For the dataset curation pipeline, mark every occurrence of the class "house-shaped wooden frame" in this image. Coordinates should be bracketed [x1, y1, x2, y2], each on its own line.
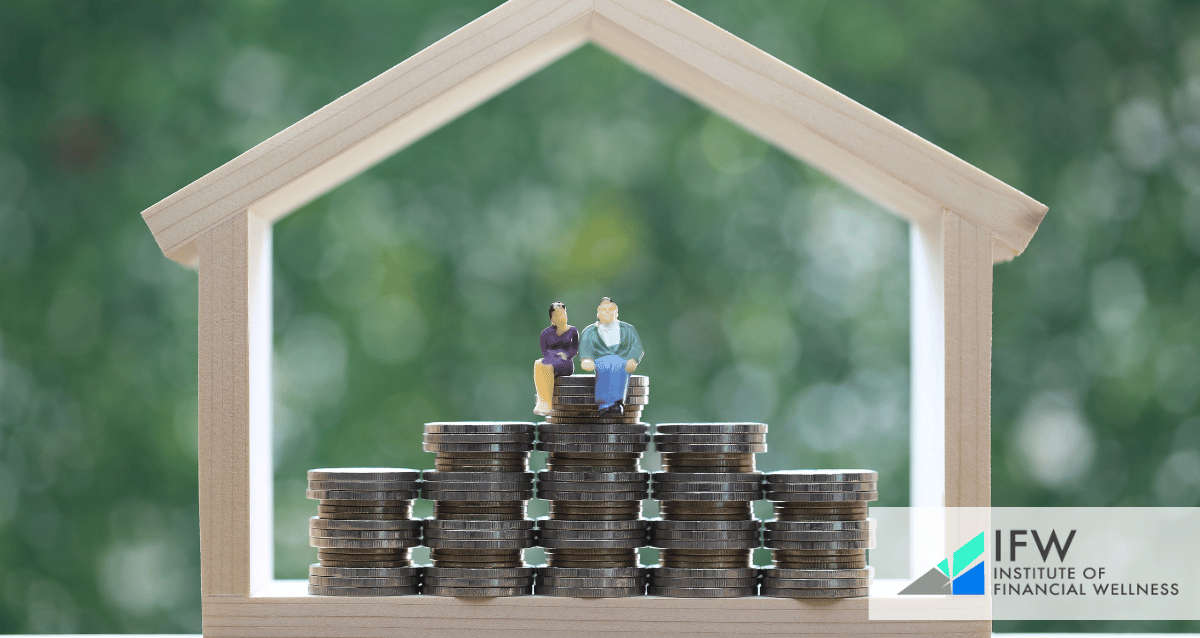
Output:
[139, 0, 1046, 635]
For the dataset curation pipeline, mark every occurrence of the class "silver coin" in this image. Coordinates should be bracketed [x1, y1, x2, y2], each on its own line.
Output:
[654, 443, 767, 453]
[537, 576, 645, 588]
[539, 423, 650, 434]
[536, 566, 645, 578]
[538, 470, 649, 482]
[763, 481, 878, 492]
[424, 566, 534, 578]
[538, 433, 651, 444]
[653, 471, 762, 482]
[650, 529, 760, 541]
[759, 576, 873, 588]
[308, 468, 420, 481]
[309, 564, 421, 578]
[310, 537, 420, 549]
[653, 433, 767, 444]
[424, 422, 536, 434]
[763, 529, 876, 542]
[424, 519, 535, 530]
[422, 529, 535, 540]
[655, 423, 767, 434]
[650, 519, 760, 531]
[651, 490, 760, 501]
[651, 481, 763, 492]
[550, 408, 644, 416]
[315, 547, 410, 555]
[537, 490, 648, 501]
[422, 482, 534, 493]
[760, 566, 874, 579]
[422, 490, 533, 501]
[534, 585, 644, 598]
[536, 480, 648, 492]
[308, 585, 419, 596]
[306, 489, 418, 501]
[423, 443, 534, 452]
[764, 490, 878, 502]
[764, 539, 875, 550]
[647, 585, 757, 598]
[766, 470, 878, 483]
[308, 575, 420, 587]
[309, 529, 421, 540]
[309, 517, 421, 531]
[423, 433, 535, 444]
[537, 518, 646, 531]
[538, 536, 647, 549]
[314, 560, 413, 568]
[765, 519, 876, 531]
[307, 480, 420, 491]
[422, 470, 533, 481]
[423, 537, 535, 549]
[422, 585, 531, 597]
[537, 443, 649, 453]
[423, 576, 534, 588]
[537, 529, 646, 540]
[648, 576, 758, 588]
[760, 586, 869, 598]
[545, 417, 645, 424]
[649, 566, 757, 579]
[650, 539, 759, 550]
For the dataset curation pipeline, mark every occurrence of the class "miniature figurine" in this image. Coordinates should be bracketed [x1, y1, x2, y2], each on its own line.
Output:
[534, 302, 580, 416]
[578, 297, 644, 416]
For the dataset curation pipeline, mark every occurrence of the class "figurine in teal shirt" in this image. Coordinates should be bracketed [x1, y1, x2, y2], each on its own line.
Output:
[578, 297, 643, 415]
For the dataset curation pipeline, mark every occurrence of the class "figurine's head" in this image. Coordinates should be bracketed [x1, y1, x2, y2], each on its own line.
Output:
[597, 297, 618, 324]
[548, 301, 567, 326]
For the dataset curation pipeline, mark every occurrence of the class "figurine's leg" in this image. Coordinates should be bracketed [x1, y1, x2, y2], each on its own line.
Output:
[594, 355, 630, 411]
[533, 360, 555, 415]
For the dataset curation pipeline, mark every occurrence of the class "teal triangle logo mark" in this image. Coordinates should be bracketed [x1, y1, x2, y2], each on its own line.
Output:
[900, 532, 986, 595]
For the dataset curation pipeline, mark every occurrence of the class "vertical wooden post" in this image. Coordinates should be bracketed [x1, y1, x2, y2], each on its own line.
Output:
[941, 211, 992, 510]
[910, 210, 993, 578]
[198, 211, 273, 597]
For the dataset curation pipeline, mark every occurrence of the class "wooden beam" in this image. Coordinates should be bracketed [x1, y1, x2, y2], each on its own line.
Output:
[942, 212, 992, 509]
[198, 212, 273, 596]
[203, 586, 991, 637]
[591, 0, 1046, 261]
[143, 0, 591, 265]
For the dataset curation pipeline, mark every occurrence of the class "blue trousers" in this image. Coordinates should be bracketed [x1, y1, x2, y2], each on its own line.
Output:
[594, 355, 630, 410]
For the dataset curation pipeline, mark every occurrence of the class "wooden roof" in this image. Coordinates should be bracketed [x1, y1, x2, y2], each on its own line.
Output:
[141, 0, 1047, 266]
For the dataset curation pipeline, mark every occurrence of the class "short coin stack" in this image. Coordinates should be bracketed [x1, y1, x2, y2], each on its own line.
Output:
[306, 468, 423, 596]
[760, 469, 878, 598]
[535, 374, 650, 597]
[648, 423, 766, 597]
[421, 422, 537, 597]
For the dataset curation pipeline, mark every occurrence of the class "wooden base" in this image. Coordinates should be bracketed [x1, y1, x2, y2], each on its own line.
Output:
[202, 580, 990, 637]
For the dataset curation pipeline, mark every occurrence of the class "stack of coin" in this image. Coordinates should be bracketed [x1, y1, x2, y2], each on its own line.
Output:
[648, 423, 766, 597]
[760, 469, 877, 598]
[421, 422, 537, 597]
[535, 375, 650, 597]
[306, 468, 423, 596]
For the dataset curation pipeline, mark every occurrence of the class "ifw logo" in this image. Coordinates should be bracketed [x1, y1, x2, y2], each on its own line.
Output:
[899, 532, 986, 595]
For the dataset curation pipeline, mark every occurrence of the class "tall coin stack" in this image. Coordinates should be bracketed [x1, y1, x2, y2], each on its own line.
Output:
[534, 374, 651, 598]
[420, 422, 537, 597]
[306, 468, 423, 596]
[760, 470, 878, 598]
[648, 423, 766, 597]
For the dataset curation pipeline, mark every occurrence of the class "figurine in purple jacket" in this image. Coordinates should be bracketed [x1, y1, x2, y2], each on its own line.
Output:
[533, 301, 580, 416]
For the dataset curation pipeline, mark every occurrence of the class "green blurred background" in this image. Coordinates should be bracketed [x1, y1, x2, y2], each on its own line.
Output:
[0, 0, 1197, 633]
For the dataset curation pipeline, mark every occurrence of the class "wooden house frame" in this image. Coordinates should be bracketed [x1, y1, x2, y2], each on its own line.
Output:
[139, 0, 1047, 635]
